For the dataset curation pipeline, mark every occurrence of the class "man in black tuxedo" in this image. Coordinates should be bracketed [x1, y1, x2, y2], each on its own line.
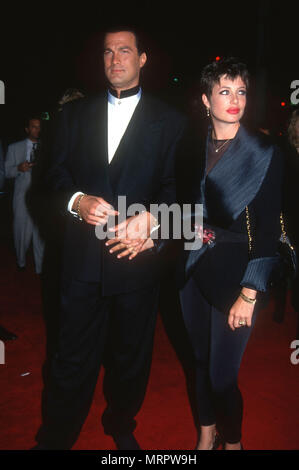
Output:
[34, 28, 185, 450]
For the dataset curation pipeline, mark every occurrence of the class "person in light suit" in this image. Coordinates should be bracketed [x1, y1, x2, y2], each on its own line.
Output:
[5, 117, 45, 274]
[33, 28, 185, 450]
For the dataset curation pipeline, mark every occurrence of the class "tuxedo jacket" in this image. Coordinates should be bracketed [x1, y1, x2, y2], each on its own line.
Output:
[176, 123, 283, 313]
[47, 92, 185, 295]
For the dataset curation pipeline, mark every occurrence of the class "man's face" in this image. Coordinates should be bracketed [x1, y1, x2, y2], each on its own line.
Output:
[25, 119, 41, 141]
[103, 31, 147, 92]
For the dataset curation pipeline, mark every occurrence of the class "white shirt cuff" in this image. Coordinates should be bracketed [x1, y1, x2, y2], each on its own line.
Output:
[140, 210, 160, 236]
[68, 191, 84, 214]
[150, 224, 160, 235]
[148, 212, 160, 236]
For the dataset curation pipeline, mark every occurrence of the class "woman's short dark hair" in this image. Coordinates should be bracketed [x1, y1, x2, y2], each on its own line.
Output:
[200, 57, 250, 98]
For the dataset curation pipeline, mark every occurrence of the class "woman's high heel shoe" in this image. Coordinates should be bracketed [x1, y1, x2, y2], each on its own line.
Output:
[223, 441, 244, 450]
[211, 433, 222, 450]
[195, 432, 222, 450]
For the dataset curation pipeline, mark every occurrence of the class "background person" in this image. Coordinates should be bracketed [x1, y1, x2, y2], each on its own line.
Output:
[5, 117, 45, 274]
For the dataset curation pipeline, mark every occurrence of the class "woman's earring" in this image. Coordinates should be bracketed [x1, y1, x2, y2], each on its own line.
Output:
[206, 107, 210, 117]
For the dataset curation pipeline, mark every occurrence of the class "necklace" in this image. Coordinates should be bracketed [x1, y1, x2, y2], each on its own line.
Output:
[212, 123, 240, 153]
[213, 138, 231, 153]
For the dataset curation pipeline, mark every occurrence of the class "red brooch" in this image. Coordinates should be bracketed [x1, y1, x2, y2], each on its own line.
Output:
[203, 229, 216, 245]
[194, 225, 216, 245]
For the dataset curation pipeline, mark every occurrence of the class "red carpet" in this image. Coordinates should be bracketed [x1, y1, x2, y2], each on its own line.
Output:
[0, 235, 299, 450]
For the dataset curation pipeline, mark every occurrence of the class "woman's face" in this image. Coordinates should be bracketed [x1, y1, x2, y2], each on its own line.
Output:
[202, 75, 247, 124]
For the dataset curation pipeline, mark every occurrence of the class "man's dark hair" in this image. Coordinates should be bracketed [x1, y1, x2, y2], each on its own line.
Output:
[25, 115, 41, 128]
[103, 26, 146, 56]
[200, 57, 250, 98]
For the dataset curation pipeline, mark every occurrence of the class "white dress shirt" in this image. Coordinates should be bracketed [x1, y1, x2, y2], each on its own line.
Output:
[107, 88, 141, 163]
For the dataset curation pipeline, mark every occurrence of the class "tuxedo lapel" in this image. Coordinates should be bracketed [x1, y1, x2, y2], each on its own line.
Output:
[86, 94, 109, 168]
[108, 97, 143, 170]
[78, 94, 114, 201]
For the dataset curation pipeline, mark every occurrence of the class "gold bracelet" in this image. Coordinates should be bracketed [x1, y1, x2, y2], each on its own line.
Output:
[239, 291, 257, 304]
[76, 194, 86, 221]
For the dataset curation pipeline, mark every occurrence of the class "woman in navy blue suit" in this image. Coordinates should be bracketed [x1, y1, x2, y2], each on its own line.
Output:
[178, 58, 283, 450]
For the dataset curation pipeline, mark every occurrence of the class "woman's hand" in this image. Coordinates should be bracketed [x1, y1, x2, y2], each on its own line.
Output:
[228, 288, 257, 331]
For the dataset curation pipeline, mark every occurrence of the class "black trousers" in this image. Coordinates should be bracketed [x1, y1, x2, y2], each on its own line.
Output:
[36, 278, 159, 449]
[180, 277, 257, 444]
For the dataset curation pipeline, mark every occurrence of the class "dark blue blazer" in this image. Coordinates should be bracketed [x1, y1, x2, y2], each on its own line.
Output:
[177, 123, 283, 313]
[47, 92, 185, 295]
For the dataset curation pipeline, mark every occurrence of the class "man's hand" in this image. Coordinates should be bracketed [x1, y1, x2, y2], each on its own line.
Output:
[106, 237, 154, 260]
[108, 212, 157, 243]
[106, 212, 157, 259]
[72, 195, 118, 226]
[18, 161, 34, 172]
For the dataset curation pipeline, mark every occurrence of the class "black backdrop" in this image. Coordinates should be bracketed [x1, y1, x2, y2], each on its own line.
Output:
[0, 1, 298, 144]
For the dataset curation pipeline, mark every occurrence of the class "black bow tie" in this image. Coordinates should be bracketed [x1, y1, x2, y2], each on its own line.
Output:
[108, 86, 140, 99]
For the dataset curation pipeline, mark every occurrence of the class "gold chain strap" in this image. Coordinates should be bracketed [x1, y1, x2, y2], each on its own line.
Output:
[245, 207, 293, 253]
[245, 206, 252, 252]
[280, 212, 295, 250]
[280, 212, 287, 243]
